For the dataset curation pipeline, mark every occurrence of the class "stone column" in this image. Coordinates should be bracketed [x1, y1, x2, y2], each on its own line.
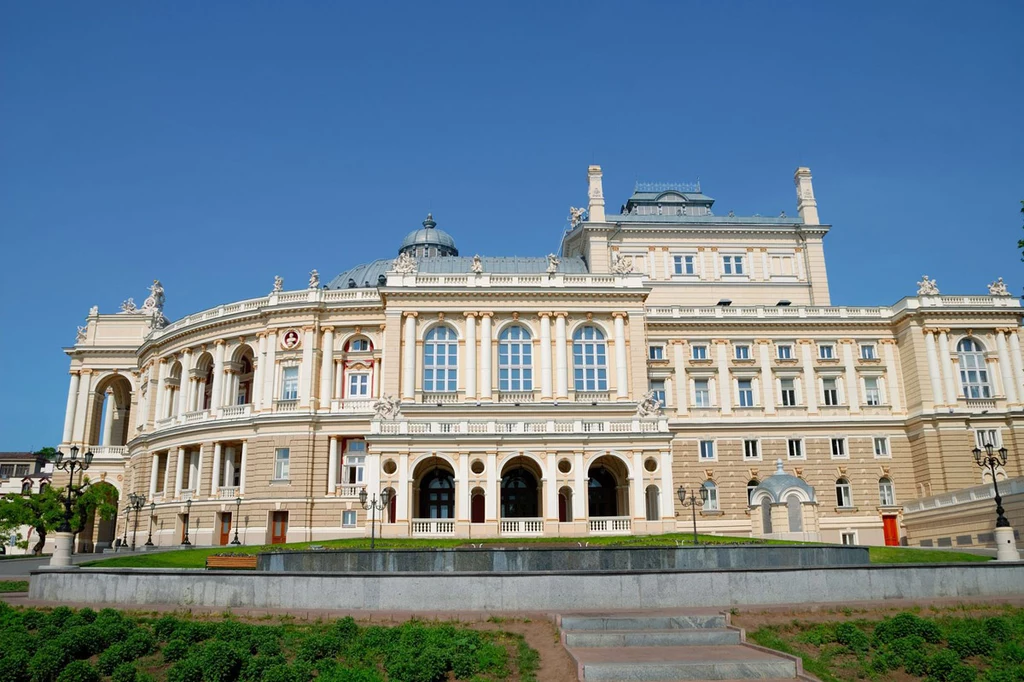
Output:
[555, 313, 568, 398]
[211, 340, 226, 409]
[572, 452, 585, 520]
[672, 341, 688, 415]
[841, 340, 860, 412]
[715, 340, 732, 414]
[881, 339, 902, 412]
[995, 329, 1018, 403]
[397, 453, 410, 522]
[71, 369, 93, 444]
[100, 390, 115, 446]
[174, 447, 186, 497]
[154, 359, 168, 421]
[631, 451, 644, 519]
[328, 436, 339, 494]
[319, 327, 335, 410]
[545, 452, 557, 521]
[923, 329, 945, 407]
[480, 313, 493, 400]
[252, 334, 266, 410]
[799, 340, 817, 413]
[175, 351, 191, 417]
[614, 313, 629, 399]
[372, 357, 381, 398]
[149, 452, 159, 496]
[211, 443, 222, 496]
[457, 455, 469, 522]
[539, 313, 552, 399]
[485, 451, 497, 521]
[262, 331, 277, 410]
[62, 372, 80, 444]
[194, 445, 204, 497]
[659, 452, 674, 519]
[464, 313, 477, 400]
[239, 440, 248, 495]
[299, 327, 315, 408]
[402, 313, 417, 400]
[224, 447, 235, 490]
[1008, 330, 1024, 399]
[938, 329, 958, 405]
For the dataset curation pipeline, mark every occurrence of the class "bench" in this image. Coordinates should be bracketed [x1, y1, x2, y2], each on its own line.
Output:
[204, 554, 258, 570]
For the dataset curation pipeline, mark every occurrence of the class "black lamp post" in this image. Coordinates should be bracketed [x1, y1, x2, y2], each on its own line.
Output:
[677, 485, 709, 546]
[52, 445, 94, 533]
[359, 487, 392, 550]
[120, 507, 130, 550]
[181, 499, 192, 546]
[145, 501, 155, 547]
[128, 492, 146, 550]
[973, 441, 1011, 528]
[230, 496, 242, 545]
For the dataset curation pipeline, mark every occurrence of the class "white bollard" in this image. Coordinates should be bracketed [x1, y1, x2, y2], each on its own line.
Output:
[49, 531, 75, 567]
[994, 527, 1021, 562]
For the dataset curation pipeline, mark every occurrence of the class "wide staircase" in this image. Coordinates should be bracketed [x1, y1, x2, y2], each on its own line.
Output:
[558, 611, 806, 681]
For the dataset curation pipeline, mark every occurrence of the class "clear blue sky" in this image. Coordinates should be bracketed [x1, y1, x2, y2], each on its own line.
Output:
[1, 2, 1022, 450]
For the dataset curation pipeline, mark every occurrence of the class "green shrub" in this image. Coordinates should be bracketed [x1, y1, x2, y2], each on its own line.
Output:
[76, 607, 96, 623]
[166, 659, 203, 682]
[162, 639, 190, 663]
[201, 641, 243, 682]
[888, 634, 927, 665]
[797, 623, 837, 646]
[261, 663, 313, 682]
[20, 610, 44, 631]
[983, 666, 1024, 682]
[111, 664, 137, 682]
[834, 622, 870, 652]
[297, 633, 338, 661]
[44, 606, 75, 629]
[240, 655, 286, 682]
[29, 643, 71, 682]
[994, 641, 1024, 666]
[949, 622, 996, 659]
[985, 617, 1013, 641]
[928, 649, 962, 681]
[869, 650, 899, 674]
[333, 617, 359, 641]
[875, 612, 943, 645]
[54, 661, 99, 682]
[98, 643, 136, 675]
[904, 648, 930, 677]
[318, 667, 384, 682]
[153, 615, 179, 641]
[0, 650, 30, 682]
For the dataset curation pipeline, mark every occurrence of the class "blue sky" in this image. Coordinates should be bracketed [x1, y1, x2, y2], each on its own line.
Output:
[1, 2, 1022, 449]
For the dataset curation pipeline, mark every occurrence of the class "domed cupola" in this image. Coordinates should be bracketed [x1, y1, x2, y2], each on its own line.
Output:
[399, 213, 459, 258]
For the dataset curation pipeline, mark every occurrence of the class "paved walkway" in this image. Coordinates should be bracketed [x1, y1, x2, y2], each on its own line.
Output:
[0, 548, 167, 579]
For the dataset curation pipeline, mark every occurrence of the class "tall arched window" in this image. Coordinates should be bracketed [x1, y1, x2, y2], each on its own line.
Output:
[423, 326, 458, 392]
[835, 477, 853, 508]
[499, 326, 533, 392]
[573, 326, 608, 391]
[746, 479, 760, 506]
[878, 477, 895, 506]
[702, 480, 719, 511]
[957, 339, 991, 398]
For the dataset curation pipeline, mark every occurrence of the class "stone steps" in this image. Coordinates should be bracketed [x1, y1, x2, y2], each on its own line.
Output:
[565, 628, 741, 648]
[561, 614, 726, 631]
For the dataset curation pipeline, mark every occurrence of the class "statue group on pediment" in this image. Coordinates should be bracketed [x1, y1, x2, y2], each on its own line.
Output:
[988, 277, 1010, 296]
[373, 394, 402, 420]
[117, 279, 168, 328]
[916, 275, 940, 296]
[392, 252, 417, 274]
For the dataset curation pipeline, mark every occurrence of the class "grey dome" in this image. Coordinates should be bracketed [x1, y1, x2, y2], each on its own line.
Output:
[751, 459, 816, 504]
[399, 214, 459, 257]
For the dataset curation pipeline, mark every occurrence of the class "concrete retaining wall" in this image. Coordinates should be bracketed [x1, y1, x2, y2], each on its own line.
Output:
[257, 545, 870, 573]
[30, 563, 1024, 611]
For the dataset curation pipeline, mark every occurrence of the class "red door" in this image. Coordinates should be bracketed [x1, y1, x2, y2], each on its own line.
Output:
[558, 493, 568, 522]
[882, 515, 899, 546]
[271, 511, 288, 545]
[471, 494, 485, 523]
[219, 513, 232, 546]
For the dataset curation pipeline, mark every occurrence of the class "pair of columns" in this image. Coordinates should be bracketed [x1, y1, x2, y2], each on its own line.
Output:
[147, 442, 247, 499]
[922, 328, 1023, 406]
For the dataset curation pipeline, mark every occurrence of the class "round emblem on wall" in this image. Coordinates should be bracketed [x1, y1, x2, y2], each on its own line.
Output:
[281, 329, 301, 350]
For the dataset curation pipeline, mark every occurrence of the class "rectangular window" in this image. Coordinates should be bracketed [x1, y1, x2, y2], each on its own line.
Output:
[734, 345, 750, 360]
[865, 377, 881, 405]
[274, 448, 290, 481]
[342, 510, 357, 528]
[15, 464, 29, 477]
[860, 344, 876, 360]
[673, 255, 695, 275]
[819, 344, 835, 360]
[704, 485, 719, 511]
[694, 379, 710, 407]
[743, 440, 760, 460]
[650, 380, 666, 407]
[699, 440, 715, 460]
[280, 366, 299, 400]
[831, 438, 847, 458]
[738, 379, 754, 407]
[648, 346, 664, 360]
[0, 464, 13, 479]
[777, 344, 793, 360]
[975, 429, 1001, 448]
[840, 531, 857, 546]
[836, 482, 853, 508]
[823, 378, 839, 406]
[787, 439, 804, 459]
[349, 338, 369, 351]
[780, 378, 797, 406]
[873, 437, 890, 457]
[344, 455, 365, 485]
[347, 373, 369, 397]
[722, 255, 745, 275]
[691, 345, 708, 360]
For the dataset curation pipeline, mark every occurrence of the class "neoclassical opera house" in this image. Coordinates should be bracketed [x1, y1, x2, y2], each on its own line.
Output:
[60, 166, 1024, 551]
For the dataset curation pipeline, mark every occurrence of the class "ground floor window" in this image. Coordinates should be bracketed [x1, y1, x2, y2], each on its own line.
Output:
[840, 531, 857, 546]
[342, 510, 357, 528]
[501, 468, 538, 518]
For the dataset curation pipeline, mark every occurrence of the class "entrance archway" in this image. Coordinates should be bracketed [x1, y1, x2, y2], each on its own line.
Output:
[417, 468, 455, 519]
[470, 487, 485, 524]
[500, 457, 541, 518]
[587, 455, 628, 518]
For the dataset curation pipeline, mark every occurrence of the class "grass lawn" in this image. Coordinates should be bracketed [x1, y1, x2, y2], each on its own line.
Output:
[0, 580, 29, 592]
[82, 533, 991, 569]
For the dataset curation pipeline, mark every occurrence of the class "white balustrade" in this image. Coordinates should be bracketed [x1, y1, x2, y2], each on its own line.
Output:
[370, 417, 670, 436]
[411, 519, 456, 536]
[496, 392, 535, 404]
[274, 399, 299, 413]
[180, 490, 194, 501]
[218, 487, 239, 499]
[500, 518, 544, 535]
[575, 391, 610, 403]
[422, 392, 459, 404]
[221, 403, 252, 419]
[335, 485, 361, 498]
[89, 445, 127, 457]
[589, 517, 632, 534]
[330, 398, 376, 412]
[182, 409, 209, 424]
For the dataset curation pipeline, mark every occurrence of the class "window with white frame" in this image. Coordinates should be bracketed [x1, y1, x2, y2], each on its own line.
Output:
[787, 439, 804, 459]
[780, 378, 797, 406]
[873, 437, 890, 457]
[573, 326, 607, 391]
[840, 531, 857, 546]
[694, 379, 710, 407]
[649, 380, 666, 407]
[424, 325, 458, 392]
[822, 377, 839, 406]
[722, 255, 745, 275]
[819, 343, 835, 360]
[347, 338, 370, 352]
[342, 510, 357, 528]
[274, 448, 290, 481]
[864, 377, 882, 405]
[768, 253, 796, 277]
[699, 440, 715, 460]
[499, 325, 533, 391]
[738, 379, 755, 407]
[835, 478, 853, 508]
[648, 345, 664, 360]
[734, 344, 750, 360]
[280, 366, 299, 401]
[347, 373, 370, 398]
[830, 438, 847, 458]
[692, 344, 708, 360]
[958, 339, 991, 399]
[747, 479, 760, 505]
[743, 440, 760, 460]
[777, 343, 793, 360]
[673, 255, 695, 275]
[974, 429, 1001, 449]
[878, 478, 895, 506]
[860, 344, 877, 360]
[703, 480, 719, 510]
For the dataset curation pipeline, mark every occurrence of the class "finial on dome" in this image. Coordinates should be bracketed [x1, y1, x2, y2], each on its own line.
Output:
[423, 213, 436, 229]
[775, 458, 785, 474]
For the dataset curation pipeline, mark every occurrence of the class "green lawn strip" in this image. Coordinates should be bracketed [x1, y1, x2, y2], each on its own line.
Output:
[747, 625, 843, 682]
[83, 533, 990, 569]
[0, 580, 29, 592]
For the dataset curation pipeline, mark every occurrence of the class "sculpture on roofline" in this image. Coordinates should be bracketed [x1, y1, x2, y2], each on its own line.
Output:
[611, 252, 634, 274]
[917, 275, 940, 296]
[392, 252, 417, 274]
[569, 206, 587, 228]
[470, 254, 483, 274]
[132, 279, 168, 328]
[636, 390, 662, 417]
[308, 269, 320, 289]
[88, 305, 99, 316]
[373, 394, 402, 420]
[118, 298, 137, 313]
[272, 275, 284, 293]
[546, 253, 561, 274]
[988, 277, 1010, 296]
[76, 326, 87, 342]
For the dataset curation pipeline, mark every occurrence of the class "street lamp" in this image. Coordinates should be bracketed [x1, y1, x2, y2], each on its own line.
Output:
[230, 497, 242, 545]
[128, 492, 146, 551]
[677, 485, 709, 546]
[120, 507, 130, 550]
[49, 445, 93, 566]
[359, 487, 392, 550]
[181, 499, 192, 546]
[145, 501, 156, 547]
[973, 441, 1019, 562]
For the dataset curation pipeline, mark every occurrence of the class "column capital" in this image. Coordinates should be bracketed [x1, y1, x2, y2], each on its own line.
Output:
[839, 338, 857, 345]
[80, 368, 95, 375]
[711, 339, 731, 345]
[302, 326, 315, 333]
[612, 311, 628, 320]
[214, 339, 226, 346]
[668, 339, 687, 346]
[537, 311, 551, 319]
[879, 338, 898, 345]
[995, 327, 1016, 334]
[68, 370, 81, 376]
[463, 311, 477, 319]
[159, 357, 168, 364]
[554, 312, 568, 319]
[403, 311, 418, 319]
[479, 312, 494, 319]
[181, 348, 192, 357]
[322, 326, 335, 333]
[754, 339, 773, 345]
[797, 339, 815, 345]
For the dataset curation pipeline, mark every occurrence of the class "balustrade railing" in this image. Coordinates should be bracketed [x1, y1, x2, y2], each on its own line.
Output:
[182, 410, 209, 424]
[589, 517, 632, 534]
[330, 398, 376, 412]
[410, 519, 455, 536]
[89, 445, 128, 457]
[221, 403, 252, 419]
[371, 417, 669, 435]
[218, 487, 238, 499]
[496, 392, 535, 404]
[500, 518, 544, 535]
[335, 485, 360, 498]
[274, 399, 299, 413]
[422, 392, 459, 404]
[575, 391, 610, 403]
[180, 490, 195, 501]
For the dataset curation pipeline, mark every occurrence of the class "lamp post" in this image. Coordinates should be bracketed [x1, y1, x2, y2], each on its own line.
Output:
[128, 492, 146, 551]
[120, 507, 130, 550]
[677, 485, 708, 546]
[230, 496, 242, 545]
[144, 501, 155, 547]
[359, 487, 392, 550]
[973, 441, 1020, 561]
[181, 499, 192, 546]
[49, 445, 94, 566]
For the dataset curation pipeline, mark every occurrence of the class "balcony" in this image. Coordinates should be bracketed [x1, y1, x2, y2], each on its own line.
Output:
[221, 403, 252, 419]
[411, 519, 455, 536]
[335, 485, 361, 498]
[500, 518, 544, 536]
[182, 409, 210, 424]
[180, 490, 195, 501]
[496, 392, 535, 404]
[574, 391, 610, 403]
[589, 517, 632, 534]
[217, 487, 239, 499]
[422, 392, 459, 405]
[89, 445, 127, 458]
[963, 398, 998, 412]
[274, 399, 299, 413]
[330, 398, 376, 413]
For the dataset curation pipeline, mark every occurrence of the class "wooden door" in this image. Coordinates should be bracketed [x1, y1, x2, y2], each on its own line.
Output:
[471, 494, 485, 524]
[882, 515, 899, 546]
[271, 511, 288, 545]
[219, 513, 232, 546]
[558, 493, 568, 523]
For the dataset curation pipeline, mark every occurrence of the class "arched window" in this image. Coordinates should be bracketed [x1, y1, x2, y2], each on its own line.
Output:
[645, 485, 660, 521]
[703, 480, 719, 511]
[21, 481, 31, 494]
[746, 479, 760, 506]
[419, 469, 455, 519]
[878, 477, 895, 506]
[347, 337, 371, 352]
[423, 326, 458, 392]
[835, 477, 853, 508]
[957, 339, 991, 399]
[573, 326, 607, 391]
[499, 326, 533, 392]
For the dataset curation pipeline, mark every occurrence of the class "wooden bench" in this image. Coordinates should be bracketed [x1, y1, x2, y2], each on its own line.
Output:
[204, 555, 258, 570]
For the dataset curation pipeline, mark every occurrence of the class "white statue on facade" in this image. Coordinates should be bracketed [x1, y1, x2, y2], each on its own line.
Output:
[392, 252, 417, 274]
[373, 394, 402, 420]
[139, 280, 166, 314]
[988, 277, 1010, 296]
[308, 269, 320, 289]
[470, 254, 483, 274]
[917, 275, 940, 296]
[636, 390, 662, 417]
[569, 206, 588, 228]
[611, 253, 634, 274]
[546, 253, 561, 274]
[76, 326, 87, 342]
[88, 305, 99, 316]
[118, 297, 137, 313]
[272, 275, 284, 293]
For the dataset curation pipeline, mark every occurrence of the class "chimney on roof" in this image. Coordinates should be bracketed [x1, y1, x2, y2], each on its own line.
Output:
[587, 165, 605, 223]
[794, 167, 819, 225]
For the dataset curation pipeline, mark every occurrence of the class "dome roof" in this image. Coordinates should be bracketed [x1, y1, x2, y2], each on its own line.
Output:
[751, 459, 816, 504]
[399, 214, 458, 256]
